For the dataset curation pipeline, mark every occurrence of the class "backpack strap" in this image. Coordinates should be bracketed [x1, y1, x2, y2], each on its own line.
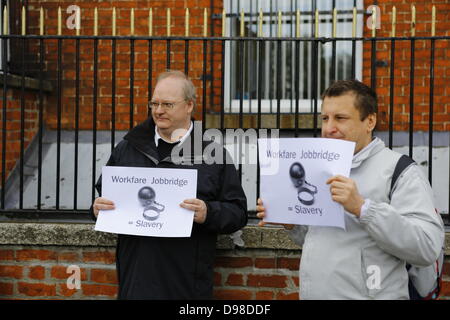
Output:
[389, 154, 415, 200]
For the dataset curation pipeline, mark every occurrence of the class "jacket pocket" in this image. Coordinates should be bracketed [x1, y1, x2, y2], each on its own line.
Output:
[361, 246, 383, 299]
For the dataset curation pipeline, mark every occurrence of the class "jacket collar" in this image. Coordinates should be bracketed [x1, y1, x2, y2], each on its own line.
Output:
[123, 117, 160, 160]
[352, 136, 385, 169]
[154, 121, 194, 147]
[123, 117, 202, 164]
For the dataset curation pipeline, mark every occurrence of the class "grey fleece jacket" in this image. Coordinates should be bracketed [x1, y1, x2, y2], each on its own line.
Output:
[289, 137, 444, 299]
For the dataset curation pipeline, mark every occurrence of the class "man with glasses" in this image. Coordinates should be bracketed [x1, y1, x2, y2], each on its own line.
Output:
[91, 70, 247, 299]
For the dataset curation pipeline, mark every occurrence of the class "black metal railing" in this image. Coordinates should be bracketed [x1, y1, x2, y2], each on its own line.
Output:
[0, 6, 448, 225]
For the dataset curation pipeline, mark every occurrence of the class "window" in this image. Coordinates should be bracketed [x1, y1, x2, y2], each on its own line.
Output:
[223, 0, 364, 113]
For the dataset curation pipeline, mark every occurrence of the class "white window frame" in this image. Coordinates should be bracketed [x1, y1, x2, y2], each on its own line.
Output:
[223, 0, 364, 114]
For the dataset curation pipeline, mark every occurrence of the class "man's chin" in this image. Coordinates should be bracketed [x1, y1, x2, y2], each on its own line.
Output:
[155, 119, 170, 128]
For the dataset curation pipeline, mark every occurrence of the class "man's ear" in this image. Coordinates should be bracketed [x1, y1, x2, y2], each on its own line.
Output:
[367, 113, 377, 133]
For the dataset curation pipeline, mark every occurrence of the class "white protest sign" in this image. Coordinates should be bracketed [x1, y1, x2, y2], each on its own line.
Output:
[258, 138, 355, 229]
[95, 166, 198, 237]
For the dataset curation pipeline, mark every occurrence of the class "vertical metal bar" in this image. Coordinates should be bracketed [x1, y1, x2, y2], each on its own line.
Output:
[295, 9, 300, 137]
[111, 39, 116, 151]
[295, 38, 300, 137]
[209, 3, 214, 121]
[237, 37, 243, 177]
[91, 38, 98, 204]
[370, 6, 377, 91]
[1, 4, 7, 209]
[166, 40, 171, 70]
[428, 39, 435, 184]
[388, 41, 395, 150]
[276, 11, 281, 129]
[166, 8, 171, 70]
[203, 38, 208, 131]
[37, 27, 44, 211]
[288, 0, 293, 113]
[56, 38, 62, 210]
[408, 6, 416, 158]
[247, 2, 253, 113]
[148, 9, 153, 118]
[184, 42, 189, 75]
[257, 40, 262, 131]
[388, 6, 396, 150]
[228, 3, 234, 114]
[236, 1, 243, 178]
[239, 9, 244, 128]
[257, 8, 263, 130]
[351, 5, 356, 79]
[111, 8, 116, 151]
[428, 6, 436, 184]
[19, 17, 25, 209]
[91, 8, 98, 203]
[220, 6, 226, 130]
[269, 2, 273, 113]
[148, 39, 153, 118]
[149, 8, 153, 38]
[74, 37, 80, 210]
[238, 38, 243, 129]
[331, 4, 336, 83]
[409, 7, 416, 158]
[130, 39, 135, 129]
[220, 39, 226, 130]
[20, 4, 26, 208]
[55, 7, 62, 210]
[276, 38, 281, 129]
[184, 8, 189, 75]
[312, 8, 319, 137]
[254, 0, 261, 205]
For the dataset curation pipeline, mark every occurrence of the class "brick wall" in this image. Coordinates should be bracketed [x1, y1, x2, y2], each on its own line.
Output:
[0, 246, 117, 299]
[362, 1, 450, 131]
[213, 251, 300, 300]
[0, 86, 42, 181]
[24, 0, 223, 131]
[0, 244, 449, 300]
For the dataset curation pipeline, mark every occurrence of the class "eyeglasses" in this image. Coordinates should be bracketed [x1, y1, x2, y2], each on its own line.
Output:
[148, 100, 185, 111]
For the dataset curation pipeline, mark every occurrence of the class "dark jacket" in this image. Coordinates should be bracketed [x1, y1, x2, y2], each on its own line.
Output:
[93, 118, 248, 300]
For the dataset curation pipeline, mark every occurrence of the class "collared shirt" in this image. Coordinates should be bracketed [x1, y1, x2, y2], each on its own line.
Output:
[154, 121, 193, 147]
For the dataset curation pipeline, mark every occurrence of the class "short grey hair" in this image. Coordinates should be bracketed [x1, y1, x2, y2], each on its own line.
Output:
[156, 70, 197, 106]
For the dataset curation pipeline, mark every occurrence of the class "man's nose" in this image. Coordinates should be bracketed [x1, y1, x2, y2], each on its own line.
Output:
[322, 120, 337, 135]
[153, 104, 165, 113]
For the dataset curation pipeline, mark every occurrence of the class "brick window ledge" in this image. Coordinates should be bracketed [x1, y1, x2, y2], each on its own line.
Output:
[0, 73, 53, 93]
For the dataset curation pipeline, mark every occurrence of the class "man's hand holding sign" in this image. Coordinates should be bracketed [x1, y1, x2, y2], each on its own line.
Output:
[326, 175, 365, 217]
[94, 166, 199, 238]
[257, 138, 355, 229]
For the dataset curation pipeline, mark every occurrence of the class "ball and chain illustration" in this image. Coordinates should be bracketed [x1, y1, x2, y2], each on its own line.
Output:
[137, 186, 165, 221]
[289, 162, 318, 206]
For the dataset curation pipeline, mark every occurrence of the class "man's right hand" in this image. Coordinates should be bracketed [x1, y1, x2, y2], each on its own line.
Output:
[93, 197, 115, 218]
[256, 198, 294, 230]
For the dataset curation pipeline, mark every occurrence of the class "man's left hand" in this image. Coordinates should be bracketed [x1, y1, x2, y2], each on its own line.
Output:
[180, 199, 207, 224]
[326, 175, 365, 217]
